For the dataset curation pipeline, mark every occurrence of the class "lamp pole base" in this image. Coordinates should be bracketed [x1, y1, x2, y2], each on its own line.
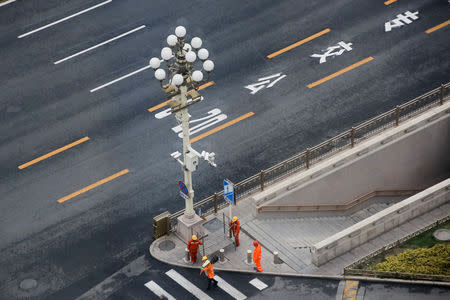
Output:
[176, 213, 204, 242]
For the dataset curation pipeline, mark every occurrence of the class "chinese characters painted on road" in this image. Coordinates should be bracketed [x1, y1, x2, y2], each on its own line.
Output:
[385, 11, 419, 32]
[310, 41, 353, 64]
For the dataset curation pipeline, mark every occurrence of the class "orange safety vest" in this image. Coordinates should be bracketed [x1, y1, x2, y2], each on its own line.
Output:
[187, 239, 202, 251]
[201, 263, 215, 279]
[253, 244, 261, 262]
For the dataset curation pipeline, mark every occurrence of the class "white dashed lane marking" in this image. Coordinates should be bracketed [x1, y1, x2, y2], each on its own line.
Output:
[54, 25, 146, 64]
[90, 65, 151, 92]
[18, 0, 112, 38]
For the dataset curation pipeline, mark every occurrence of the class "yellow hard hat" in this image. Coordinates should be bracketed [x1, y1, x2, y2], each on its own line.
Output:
[202, 256, 208, 261]
[232, 216, 238, 222]
[192, 235, 197, 240]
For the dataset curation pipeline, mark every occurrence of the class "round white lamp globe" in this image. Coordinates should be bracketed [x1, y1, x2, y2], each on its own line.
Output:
[183, 43, 192, 52]
[203, 60, 214, 72]
[155, 68, 166, 81]
[172, 74, 184, 86]
[175, 26, 186, 38]
[186, 51, 196, 63]
[167, 34, 177, 47]
[192, 70, 203, 82]
[161, 47, 172, 60]
[191, 37, 202, 49]
[198, 48, 209, 60]
[149, 57, 161, 69]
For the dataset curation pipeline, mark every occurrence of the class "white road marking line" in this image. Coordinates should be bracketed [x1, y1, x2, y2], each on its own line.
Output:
[145, 281, 176, 300]
[54, 25, 145, 64]
[18, 0, 112, 39]
[249, 278, 268, 291]
[90, 65, 151, 92]
[165, 269, 214, 300]
[0, 0, 16, 8]
[214, 275, 247, 300]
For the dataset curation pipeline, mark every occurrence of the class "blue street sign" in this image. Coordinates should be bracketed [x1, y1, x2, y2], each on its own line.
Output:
[224, 179, 234, 204]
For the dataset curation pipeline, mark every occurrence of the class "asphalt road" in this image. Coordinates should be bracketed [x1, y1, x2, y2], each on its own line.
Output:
[0, 0, 449, 299]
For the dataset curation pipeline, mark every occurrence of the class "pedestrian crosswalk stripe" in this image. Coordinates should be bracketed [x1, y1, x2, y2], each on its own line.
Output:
[249, 278, 268, 290]
[165, 269, 214, 300]
[214, 275, 247, 300]
[144, 280, 176, 300]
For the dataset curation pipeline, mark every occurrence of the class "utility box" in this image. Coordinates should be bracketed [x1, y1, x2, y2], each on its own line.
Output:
[153, 211, 171, 239]
[185, 152, 198, 171]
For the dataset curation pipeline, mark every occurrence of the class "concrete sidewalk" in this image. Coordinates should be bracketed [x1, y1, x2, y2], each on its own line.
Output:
[150, 195, 450, 277]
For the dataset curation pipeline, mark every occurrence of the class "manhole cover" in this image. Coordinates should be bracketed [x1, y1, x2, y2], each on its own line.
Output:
[158, 240, 176, 251]
[203, 218, 223, 232]
[433, 229, 450, 241]
[20, 279, 37, 290]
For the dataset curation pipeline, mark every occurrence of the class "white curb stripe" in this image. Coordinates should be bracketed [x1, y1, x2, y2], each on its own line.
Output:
[214, 275, 247, 300]
[0, 0, 16, 8]
[18, 0, 112, 38]
[144, 280, 176, 300]
[165, 269, 214, 300]
[249, 278, 268, 290]
[54, 25, 146, 64]
[90, 65, 151, 92]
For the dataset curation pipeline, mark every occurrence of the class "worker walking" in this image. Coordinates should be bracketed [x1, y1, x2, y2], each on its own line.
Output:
[253, 240, 263, 272]
[200, 256, 218, 290]
[187, 235, 203, 263]
[229, 216, 240, 247]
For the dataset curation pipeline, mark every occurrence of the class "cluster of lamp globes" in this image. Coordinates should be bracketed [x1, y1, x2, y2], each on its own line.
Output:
[149, 26, 214, 87]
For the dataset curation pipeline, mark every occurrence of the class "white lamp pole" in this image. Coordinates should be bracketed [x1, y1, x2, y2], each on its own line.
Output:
[150, 26, 216, 239]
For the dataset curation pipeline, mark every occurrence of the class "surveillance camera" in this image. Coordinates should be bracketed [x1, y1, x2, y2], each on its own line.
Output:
[170, 151, 181, 159]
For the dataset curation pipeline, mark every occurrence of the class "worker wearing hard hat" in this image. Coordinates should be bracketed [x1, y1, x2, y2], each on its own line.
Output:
[253, 240, 263, 272]
[187, 235, 203, 263]
[229, 216, 241, 247]
[200, 256, 218, 290]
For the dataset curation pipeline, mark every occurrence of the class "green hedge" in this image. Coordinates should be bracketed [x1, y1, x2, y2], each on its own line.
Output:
[369, 244, 450, 275]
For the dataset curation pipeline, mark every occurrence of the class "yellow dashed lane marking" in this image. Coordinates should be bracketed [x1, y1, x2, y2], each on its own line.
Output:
[307, 57, 374, 88]
[426, 20, 450, 34]
[57, 169, 129, 203]
[384, 0, 397, 5]
[18, 137, 90, 170]
[190, 112, 254, 143]
[148, 81, 215, 112]
[267, 28, 330, 59]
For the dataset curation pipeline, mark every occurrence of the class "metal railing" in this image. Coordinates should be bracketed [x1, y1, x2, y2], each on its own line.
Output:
[257, 190, 420, 213]
[168, 82, 449, 230]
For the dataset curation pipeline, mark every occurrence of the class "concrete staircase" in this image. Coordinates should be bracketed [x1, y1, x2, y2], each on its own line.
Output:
[242, 201, 393, 272]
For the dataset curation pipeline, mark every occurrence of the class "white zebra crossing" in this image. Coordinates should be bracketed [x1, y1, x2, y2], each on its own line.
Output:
[165, 269, 214, 300]
[249, 278, 268, 290]
[146, 269, 267, 300]
[144, 280, 176, 300]
[214, 275, 247, 300]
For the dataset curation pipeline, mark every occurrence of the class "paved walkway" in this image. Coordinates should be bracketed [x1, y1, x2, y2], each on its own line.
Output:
[150, 195, 450, 276]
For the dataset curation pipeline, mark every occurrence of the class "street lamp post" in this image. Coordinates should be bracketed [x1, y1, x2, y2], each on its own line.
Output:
[149, 26, 216, 241]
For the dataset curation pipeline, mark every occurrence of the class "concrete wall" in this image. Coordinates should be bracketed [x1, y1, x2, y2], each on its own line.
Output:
[251, 103, 450, 210]
[310, 179, 450, 266]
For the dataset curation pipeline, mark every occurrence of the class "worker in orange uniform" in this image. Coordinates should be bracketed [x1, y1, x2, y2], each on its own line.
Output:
[200, 256, 218, 290]
[253, 240, 263, 272]
[229, 216, 240, 247]
[187, 235, 203, 263]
